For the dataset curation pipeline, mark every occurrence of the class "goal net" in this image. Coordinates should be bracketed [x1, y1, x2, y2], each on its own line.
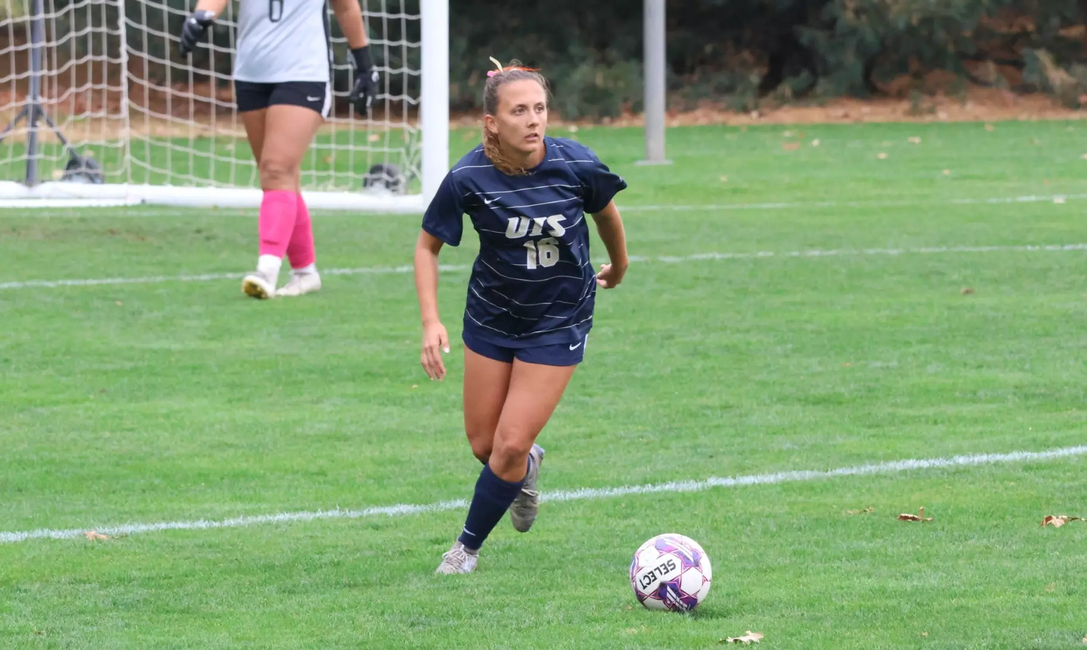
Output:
[0, 0, 447, 211]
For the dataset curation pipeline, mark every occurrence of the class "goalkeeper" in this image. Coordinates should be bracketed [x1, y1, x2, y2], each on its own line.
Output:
[178, 0, 379, 299]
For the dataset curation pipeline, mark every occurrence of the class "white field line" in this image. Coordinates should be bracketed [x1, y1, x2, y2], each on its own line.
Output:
[621, 193, 1087, 212]
[2, 444, 1084, 544]
[1, 192, 1085, 217]
[2, 243, 1086, 292]
[0, 264, 467, 291]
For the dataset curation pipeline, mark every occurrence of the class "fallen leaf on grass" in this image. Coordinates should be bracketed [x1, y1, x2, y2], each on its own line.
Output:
[1042, 515, 1082, 528]
[811, 138, 820, 147]
[846, 507, 874, 515]
[985, 123, 995, 131]
[898, 507, 933, 522]
[782, 142, 800, 151]
[83, 531, 110, 541]
[877, 152, 888, 159]
[908, 136, 922, 144]
[960, 287, 974, 295]
[722, 631, 764, 644]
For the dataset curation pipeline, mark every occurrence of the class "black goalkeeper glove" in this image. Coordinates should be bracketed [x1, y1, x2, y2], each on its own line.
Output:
[178, 10, 216, 57]
[349, 45, 380, 115]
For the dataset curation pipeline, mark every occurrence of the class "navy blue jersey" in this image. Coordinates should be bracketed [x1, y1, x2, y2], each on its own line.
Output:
[422, 136, 627, 348]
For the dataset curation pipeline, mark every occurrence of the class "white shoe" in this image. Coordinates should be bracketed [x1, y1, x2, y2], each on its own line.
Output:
[510, 443, 544, 533]
[276, 271, 322, 297]
[241, 271, 276, 299]
[435, 540, 478, 574]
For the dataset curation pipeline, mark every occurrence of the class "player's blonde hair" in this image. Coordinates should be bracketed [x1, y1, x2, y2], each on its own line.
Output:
[482, 57, 550, 176]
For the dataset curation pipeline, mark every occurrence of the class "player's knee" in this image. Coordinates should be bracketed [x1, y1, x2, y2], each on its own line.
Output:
[468, 438, 492, 464]
[491, 429, 534, 470]
[258, 158, 299, 190]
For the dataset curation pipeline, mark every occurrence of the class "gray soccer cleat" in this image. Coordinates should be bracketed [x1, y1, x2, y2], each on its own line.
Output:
[435, 540, 478, 574]
[510, 443, 544, 533]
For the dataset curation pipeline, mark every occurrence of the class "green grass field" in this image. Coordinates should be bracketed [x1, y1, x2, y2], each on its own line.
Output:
[2, 120, 1087, 649]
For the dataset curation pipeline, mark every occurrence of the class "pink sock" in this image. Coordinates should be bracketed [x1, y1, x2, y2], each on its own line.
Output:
[258, 190, 299, 258]
[287, 192, 316, 270]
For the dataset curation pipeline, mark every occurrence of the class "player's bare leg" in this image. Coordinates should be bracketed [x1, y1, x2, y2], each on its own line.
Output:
[241, 108, 267, 163]
[239, 109, 276, 298]
[435, 347, 513, 574]
[494, 360, 575, 533]
[436, 358, 577, 574]
[241, 104, 322, 299]
[463, 346, 513, 464]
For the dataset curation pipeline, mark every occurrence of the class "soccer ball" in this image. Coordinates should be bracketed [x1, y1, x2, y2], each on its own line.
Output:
[629, 533, 712, 611]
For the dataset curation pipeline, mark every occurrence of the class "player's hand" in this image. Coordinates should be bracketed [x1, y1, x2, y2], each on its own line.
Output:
[348, 45, 380, 115]
[596, 262, 627, 289]
[178, 10, 216, 57]
[421, 320, 450, 381]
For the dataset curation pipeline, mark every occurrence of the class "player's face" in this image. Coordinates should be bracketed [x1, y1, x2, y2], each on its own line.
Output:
[491, 79, 548, 156]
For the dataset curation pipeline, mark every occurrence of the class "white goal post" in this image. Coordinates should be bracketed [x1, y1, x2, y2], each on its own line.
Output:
[0, 0, 448, 212]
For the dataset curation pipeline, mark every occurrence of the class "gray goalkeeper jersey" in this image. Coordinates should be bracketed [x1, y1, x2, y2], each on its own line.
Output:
[233, 0, 331, 83]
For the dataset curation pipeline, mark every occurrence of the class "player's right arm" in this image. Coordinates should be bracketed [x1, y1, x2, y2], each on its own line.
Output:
[415, 172, 465, 381]
[177, 0, 229, 56]
[414, 230, 449, 381]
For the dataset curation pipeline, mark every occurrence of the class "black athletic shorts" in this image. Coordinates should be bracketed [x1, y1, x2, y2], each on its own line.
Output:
[234, 80, 331, 118]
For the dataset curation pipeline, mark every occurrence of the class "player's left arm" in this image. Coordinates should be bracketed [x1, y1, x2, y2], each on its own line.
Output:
[591, 200, 629, 289]
[329, 0, 369, 48]
[329, 0, 379, 113]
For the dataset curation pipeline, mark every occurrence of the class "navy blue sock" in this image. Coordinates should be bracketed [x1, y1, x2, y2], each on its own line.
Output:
[457, 464, 525, 551]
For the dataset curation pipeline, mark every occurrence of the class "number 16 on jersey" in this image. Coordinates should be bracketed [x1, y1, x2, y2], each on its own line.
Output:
[505, 215, 567, 270]
[524, 238, 559, 270]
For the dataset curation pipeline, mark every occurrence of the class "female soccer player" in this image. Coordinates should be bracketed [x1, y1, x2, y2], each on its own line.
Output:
[413, 59, 630, 574]
[178, 0, 380, 298]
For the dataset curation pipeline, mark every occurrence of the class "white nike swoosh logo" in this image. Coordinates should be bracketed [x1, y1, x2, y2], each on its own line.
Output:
[483, 197, 497, 205]
[306, 96, 321, 101]
[568, 342, 583, 350]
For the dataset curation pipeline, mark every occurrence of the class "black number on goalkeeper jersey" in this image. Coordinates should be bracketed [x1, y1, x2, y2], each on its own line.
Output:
[268, 0, 283, 22]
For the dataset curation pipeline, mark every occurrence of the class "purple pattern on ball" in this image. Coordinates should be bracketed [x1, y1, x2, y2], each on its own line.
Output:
[654, 536, 702, 570]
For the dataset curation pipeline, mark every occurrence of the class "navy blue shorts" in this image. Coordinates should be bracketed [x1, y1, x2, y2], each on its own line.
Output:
[463, 330, 587, 367]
